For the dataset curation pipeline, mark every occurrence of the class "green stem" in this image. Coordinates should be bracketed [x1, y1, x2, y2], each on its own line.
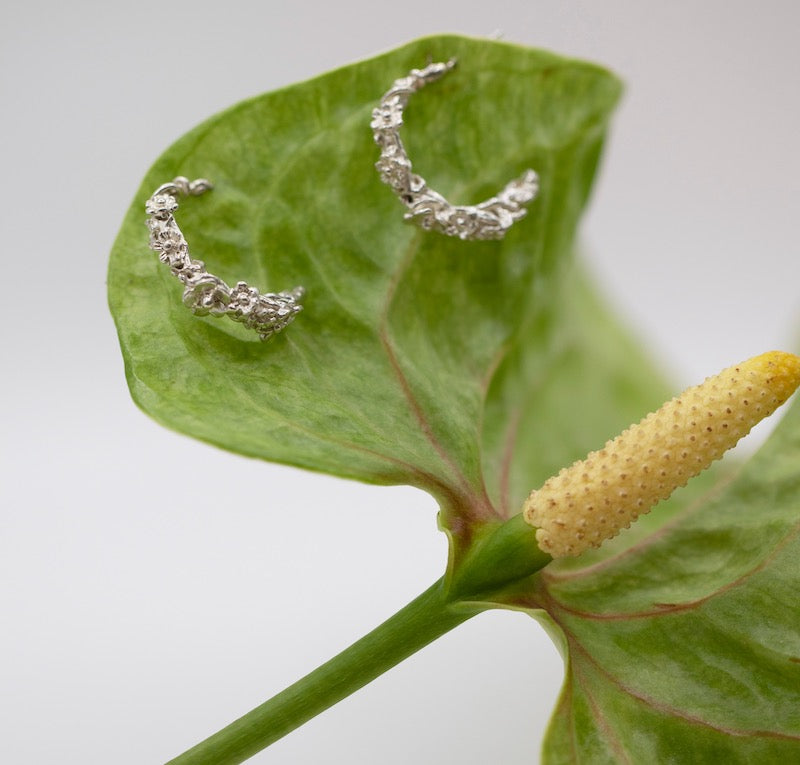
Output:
[166, 513, 552, 765]
[447, 514, 551, 599]
[166, 579, 478, 765]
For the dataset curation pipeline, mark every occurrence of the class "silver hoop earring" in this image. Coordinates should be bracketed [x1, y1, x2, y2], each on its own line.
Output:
[145, 177, 304, 341]
[371, 60, 539, 241]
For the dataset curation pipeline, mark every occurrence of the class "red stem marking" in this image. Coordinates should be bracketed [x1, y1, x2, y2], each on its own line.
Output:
[573, 663, 633, 764]
[378, 237, 498, 523]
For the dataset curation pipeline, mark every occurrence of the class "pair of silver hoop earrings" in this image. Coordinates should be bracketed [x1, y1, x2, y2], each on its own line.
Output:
[145, 60, 539, 341]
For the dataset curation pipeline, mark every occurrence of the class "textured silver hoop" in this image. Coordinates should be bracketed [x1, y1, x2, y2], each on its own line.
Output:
[145, 177, 304, 341]
[371, 60, 539, 241]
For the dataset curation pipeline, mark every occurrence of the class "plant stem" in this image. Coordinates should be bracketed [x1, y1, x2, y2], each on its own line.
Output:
[166, 579, 478, 765]
[447, 514, 551, 599]
[166, 513, 552, 764]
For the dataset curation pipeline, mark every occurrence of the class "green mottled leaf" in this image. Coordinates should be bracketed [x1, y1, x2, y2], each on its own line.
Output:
[109, 34, 665, 539]
[109, 34, 800, 762]
[496, 392, 800, 762]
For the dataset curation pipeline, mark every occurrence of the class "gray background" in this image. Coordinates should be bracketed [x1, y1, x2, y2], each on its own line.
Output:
[2, 1, 798, 763]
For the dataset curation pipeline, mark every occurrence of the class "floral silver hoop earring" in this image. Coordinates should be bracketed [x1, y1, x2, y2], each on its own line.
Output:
[145, 177, 305, 341]
[371, 59, 539, 241]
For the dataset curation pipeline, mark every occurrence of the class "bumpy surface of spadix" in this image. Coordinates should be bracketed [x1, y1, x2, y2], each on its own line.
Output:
[523, 351, 800, 557]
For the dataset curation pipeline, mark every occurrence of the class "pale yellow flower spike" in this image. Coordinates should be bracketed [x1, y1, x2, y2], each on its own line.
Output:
[523, 351, 800, 558]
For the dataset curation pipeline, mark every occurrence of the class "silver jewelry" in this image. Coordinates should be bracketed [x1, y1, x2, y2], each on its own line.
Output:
[371, 60, 539, 241]
[145, 177, 304, 341]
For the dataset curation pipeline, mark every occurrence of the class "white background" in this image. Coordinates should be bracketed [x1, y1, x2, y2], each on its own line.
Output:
[2, 1, 799, 763]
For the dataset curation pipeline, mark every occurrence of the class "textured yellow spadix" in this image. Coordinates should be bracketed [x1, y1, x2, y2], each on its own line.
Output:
[523, 351, 800, 558]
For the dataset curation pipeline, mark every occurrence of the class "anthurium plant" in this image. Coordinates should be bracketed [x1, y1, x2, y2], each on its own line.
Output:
[108, 34, 800, 764]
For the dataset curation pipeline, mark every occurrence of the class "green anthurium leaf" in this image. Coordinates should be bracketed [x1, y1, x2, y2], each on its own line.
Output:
[494, 389, 800, 762]
[109, 34, 673, 544]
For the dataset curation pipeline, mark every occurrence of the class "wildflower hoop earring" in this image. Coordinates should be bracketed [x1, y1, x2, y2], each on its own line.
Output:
[371, 59, 539, 241]
[145, 177, 304, 341]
